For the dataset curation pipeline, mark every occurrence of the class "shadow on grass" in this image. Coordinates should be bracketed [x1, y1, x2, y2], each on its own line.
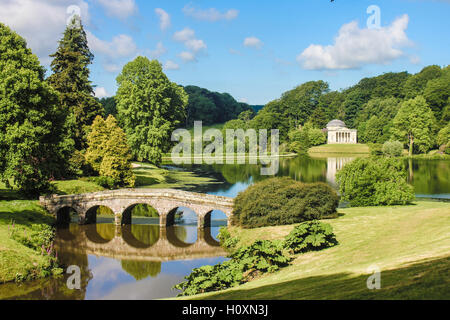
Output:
[201, 256, 450, 300]
[0, 205, 54, 227]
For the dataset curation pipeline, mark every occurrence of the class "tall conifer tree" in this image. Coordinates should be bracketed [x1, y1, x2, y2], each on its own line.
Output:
[48, 15, 103, 151]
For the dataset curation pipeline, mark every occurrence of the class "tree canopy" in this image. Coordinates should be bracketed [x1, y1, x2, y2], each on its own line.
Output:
[392, 96, 436, 156]
[183, 85, 253, 126]
[116, 57, 188, 165]
[0, 23, 66, 196]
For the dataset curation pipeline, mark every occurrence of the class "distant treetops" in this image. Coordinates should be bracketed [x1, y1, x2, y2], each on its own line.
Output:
[231, 67, 449, 155]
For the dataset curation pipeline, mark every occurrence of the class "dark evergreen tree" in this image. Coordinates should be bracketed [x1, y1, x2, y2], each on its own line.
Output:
[48, 15, 103, 151]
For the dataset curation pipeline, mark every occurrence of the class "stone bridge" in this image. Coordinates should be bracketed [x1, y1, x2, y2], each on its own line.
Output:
[54, 225, 227, 262]
[40, 189, 234, 228]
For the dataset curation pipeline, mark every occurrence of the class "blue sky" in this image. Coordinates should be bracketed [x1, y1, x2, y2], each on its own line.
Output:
[1, 0, 449, 105]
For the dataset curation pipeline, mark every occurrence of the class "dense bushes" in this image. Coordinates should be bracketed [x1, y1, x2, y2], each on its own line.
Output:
[287, 124, 326, 153]
[175, 221, 337, 296]
[382, 140, 404, 157]
[336, 158, 415, 206]
[232, 177, 339, 228]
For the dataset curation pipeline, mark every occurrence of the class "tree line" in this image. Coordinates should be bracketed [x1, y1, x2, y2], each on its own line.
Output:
[224, 66, 449, 156]
[0, 17, 188, 196]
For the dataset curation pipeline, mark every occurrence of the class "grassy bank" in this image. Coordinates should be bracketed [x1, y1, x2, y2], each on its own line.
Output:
[180, 201, 450, 300]
[308, 144, 370, 155]
[133, 162, 222, 191]
[0, 200, 60, 284]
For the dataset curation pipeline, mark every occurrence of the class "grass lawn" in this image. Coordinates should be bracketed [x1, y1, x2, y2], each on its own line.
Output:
[133, 162, 222, 191]
[308, 144, 370, 155]
[179, 201, 450, 300]
[0, 200, 57, 284]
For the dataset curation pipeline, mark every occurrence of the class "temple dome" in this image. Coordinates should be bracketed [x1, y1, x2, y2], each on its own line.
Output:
[326, 119, 347, 128]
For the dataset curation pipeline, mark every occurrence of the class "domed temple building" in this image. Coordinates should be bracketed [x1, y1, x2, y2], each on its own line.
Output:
[325, 120, 357, 144]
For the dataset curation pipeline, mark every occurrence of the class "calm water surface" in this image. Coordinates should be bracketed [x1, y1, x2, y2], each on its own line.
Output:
[1, 156, 448, 299]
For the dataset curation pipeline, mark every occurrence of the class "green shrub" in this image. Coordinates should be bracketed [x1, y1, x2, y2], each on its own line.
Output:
[288, 125, 326, 154]
[382, 140, 404, 157]
[336, 158, 415, 206]
[369, 143, 383, 156]
[174, 240, 291, 296]
[217, 227, 239, 251]
[10, 224, 55, 251]
[232, 177, 339, 228]
[308, 128, 327, 146]
[437, 124, 450, 147]
[283, 221, 338, 254]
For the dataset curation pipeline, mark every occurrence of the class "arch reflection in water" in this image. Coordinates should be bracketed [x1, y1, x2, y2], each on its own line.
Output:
[121, 224, 160, 248]
[166, 207, 198, 244]
[54, 223, 226, 263]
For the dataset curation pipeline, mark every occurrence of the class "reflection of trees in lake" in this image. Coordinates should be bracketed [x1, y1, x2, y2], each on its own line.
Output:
[407, 159, 450, 195]
[173, 226, 188, 242]
[7, 248, 93, 300]
[121, 260, 161, 280]
[130, 224, 160, 246]
[96, 223, 115, 241]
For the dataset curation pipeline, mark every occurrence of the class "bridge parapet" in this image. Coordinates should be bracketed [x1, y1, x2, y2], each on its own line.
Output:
[40, 188, 234, 228]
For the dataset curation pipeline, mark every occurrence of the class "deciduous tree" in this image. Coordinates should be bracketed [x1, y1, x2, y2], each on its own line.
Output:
[0, 23, 66, 196]
[116, 57, 188, 165]
[392, 96, 436, 156]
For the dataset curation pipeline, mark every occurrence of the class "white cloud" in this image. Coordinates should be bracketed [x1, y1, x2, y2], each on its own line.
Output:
[173, 27, 196, 42]
[185, 39, 207, 52]
[297, 14, 413, 70]
[183, 4, 239, 22]
[94, 87, 109, 98]
[87, 31, 137, 59]
[173, 27, 207, 63]
[164, 60, 180, 71]
[178, 51, 196, 62]
[0, 0, 90, 64]
[238, 98, 248, 103]
[147, 42, 167, 59]
[244, 37, 263, 49]
[173, 28, 206, 52]
[155, 8, 170, 31]
[97, 0, 137, 19]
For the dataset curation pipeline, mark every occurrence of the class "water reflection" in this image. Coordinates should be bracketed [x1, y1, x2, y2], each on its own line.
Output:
[2, 222, 226, 300]
[173, 156, 449, 199]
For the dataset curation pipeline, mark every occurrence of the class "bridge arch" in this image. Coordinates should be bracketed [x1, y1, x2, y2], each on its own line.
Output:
[165, 206, 198, 227]
[56, 206, 79, 226]
[84, 205, 115, 225]
[121, 203, 160, 225]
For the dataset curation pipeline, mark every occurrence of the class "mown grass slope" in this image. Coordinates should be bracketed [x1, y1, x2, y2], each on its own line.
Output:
[308, 144, 370, 155]
[181, 201, 450, 300]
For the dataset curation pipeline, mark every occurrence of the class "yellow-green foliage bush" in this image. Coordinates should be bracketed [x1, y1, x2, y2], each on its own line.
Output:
[86, 115, 135, 188]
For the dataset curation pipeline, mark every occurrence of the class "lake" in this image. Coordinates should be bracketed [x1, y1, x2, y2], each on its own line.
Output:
[1, 155, 448, 299]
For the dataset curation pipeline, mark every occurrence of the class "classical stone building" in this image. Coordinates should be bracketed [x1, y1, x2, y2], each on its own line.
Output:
[326, 119, 357, 144]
